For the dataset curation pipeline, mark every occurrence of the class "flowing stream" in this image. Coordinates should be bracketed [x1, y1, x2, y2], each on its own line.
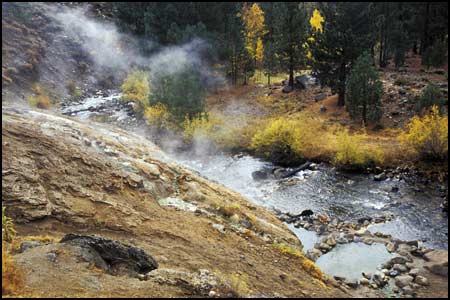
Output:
[62, 92, 448, 281]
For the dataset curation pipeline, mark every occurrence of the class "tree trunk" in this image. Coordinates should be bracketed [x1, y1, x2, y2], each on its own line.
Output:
[362, 104, 367, 126]
[337, 62, 346, 106]
[420, 3, 430, 54]
[289, 64, 294, 87]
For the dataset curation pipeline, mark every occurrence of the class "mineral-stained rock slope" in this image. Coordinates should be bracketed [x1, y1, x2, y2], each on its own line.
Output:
[2, 107, 347, 298]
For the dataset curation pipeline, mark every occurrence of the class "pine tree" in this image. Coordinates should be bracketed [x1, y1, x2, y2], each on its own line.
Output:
[346, 52, 383, 124]
[310, 3, 375, 106]
[273, 2, 308, 87]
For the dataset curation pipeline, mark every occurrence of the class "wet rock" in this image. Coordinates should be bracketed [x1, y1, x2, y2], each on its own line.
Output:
[414, 275, 429, 286]
[336, 237, 348, 244]
[389, 256, 409, 265]
[402, 286, 416, 296]
[360, 278, 370, 285]
[319, 243, 331, 251]
[408, 268, 420, 277]
[374, 173, 387, 181]
[306, 248, 322, 261]
[344, 279, 359, 289]
[252, 170, 269, 181]
[395, 275, 414, 288]
[60, 234, 158, 275]
[299, 209, 314, 218]
[389, 270, 400, 277]
[393, 264, 409, 273]
[362, 272, 372, 280]
[326, 237, 337, 247]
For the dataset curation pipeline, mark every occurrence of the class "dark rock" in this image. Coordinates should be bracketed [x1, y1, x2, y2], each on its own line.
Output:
[282, 86, 293, 93]
[314, 93, 326, 102]
[252, 170, 269, 181]
[60, 234, 158, 275]
[299, 209, 314, 218]
[319, 105, 327, 113]
[374, 172, 387, 181]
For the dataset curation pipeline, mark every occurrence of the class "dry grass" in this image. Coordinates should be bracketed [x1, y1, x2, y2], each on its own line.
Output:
[2, 246, 24, 296]
[273, 243, 323, 280]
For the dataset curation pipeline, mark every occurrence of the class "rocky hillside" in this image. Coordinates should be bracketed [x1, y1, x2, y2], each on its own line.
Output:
[2, 2, 120, 104]
[2, 106, 348, 298]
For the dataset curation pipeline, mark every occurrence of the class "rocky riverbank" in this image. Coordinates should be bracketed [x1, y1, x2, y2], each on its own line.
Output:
[273, 209, 448, 297]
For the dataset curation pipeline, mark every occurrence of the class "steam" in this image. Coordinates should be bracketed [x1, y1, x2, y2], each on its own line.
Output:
[49, 4, 224, 88]
[45, 4, 226, 156]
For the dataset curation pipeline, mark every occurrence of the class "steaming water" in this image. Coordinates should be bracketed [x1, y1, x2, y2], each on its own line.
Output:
[62, 93, 448, 283]
[315, 243, 395, 280]
[172, 152, 448, 250]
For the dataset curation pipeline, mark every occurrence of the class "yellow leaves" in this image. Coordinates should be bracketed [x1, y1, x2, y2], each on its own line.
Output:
[121, 70, 150, 113]
[310, 8, 324, 32]
[334, 129, 384, 169]
[255, 37, 264, 63]
[241, 3, 266, 62]
[144, 103, 170, 129]
[399, 105, 448, 160]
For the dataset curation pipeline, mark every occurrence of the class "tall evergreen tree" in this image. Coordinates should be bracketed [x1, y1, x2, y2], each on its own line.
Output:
[310, 3, 375, 106]
[346, 52, 383, 124]
[273, 2, 308, 87]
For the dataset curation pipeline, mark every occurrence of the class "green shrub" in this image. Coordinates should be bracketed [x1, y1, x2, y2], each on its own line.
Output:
[416, 84, 446, 111]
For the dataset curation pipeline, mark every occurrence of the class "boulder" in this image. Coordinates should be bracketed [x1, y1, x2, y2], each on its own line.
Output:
[314, 93, 326, 102]
[414, 275, 429, 286]
[60, 234, 158, 275]
[374, 172, 387, 181]
[282, 85, 293, 93]
[423, 250, 448, 277]
[395, 275, 414, 288]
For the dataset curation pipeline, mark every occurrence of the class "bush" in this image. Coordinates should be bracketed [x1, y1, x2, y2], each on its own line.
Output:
[2, 206, 16, 242]
[66, 81, 82, 97]
[333, 129, 384, 169]
[250, 113, 329, 165]
[121, 70, 150, 113]
[2, 247, 24, 296]
[27, 94, 51, 109]
[144, 103, 170, 130]
[416, 84, 446, 111]
[400, 105, 448, 161]
[28, 83, 52, 109]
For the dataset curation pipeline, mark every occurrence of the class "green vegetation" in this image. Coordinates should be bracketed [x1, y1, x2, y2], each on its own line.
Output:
[2, 206, 16, 242]
[346, 52, 383, 124]
[422, 39, 448, 69]
[150, 67, 206, 122]
[416, 84, 447, 112]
